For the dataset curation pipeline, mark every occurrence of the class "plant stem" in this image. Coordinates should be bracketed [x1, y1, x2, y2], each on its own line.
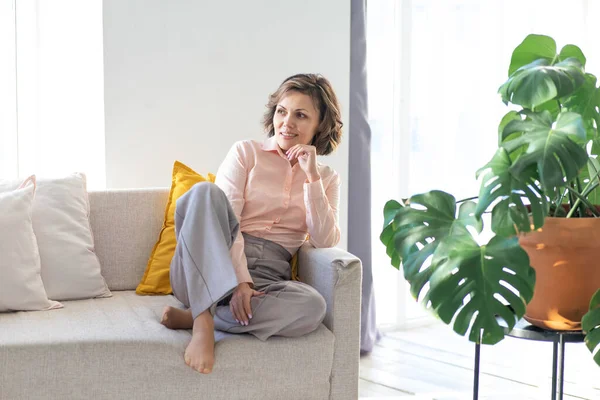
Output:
[554, 187, 569, 217]
[567, 182, 577, 216]
[456, 196, 478, 204]
[565, 164, 600, 218]
[583, 182, 600, 197]
[576, 178, 587, 217]
[566, 187, 600, 217]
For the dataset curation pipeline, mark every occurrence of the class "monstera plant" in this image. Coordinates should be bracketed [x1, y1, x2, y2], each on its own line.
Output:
[381, 34, 600, 366]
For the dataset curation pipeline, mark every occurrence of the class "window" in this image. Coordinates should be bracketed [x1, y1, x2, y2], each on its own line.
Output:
[1, 0, 105, 189]
[0, 0, 17, 179]
[368, 0, 600, 329]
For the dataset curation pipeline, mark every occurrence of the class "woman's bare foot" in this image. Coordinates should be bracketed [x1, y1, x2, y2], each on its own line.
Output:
[161, 306, 193, 329]
[184, 310, 215, 374]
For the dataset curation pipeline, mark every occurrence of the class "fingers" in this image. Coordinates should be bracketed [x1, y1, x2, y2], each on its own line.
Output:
[295, 149, 308, 159]
[288, 149, 307, 162]
[243, 293, 253, 322]
[229, 288, 265, 326]
[230, 293, 249, 326]
[234, 298, 248, 325]
[285, 145, 300, 160]
[229, 301, 240, 324]
[230, 290, 243, 324]
[286, 145, 314, 161]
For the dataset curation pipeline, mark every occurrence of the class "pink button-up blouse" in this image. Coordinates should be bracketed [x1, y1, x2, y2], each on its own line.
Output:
[214, 136, 341, 284]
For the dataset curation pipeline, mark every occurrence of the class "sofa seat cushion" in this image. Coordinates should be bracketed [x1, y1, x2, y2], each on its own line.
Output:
[0, 291, 334, 400]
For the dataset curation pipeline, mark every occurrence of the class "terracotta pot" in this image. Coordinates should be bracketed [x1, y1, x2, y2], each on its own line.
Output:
[519, 217, 600, 330]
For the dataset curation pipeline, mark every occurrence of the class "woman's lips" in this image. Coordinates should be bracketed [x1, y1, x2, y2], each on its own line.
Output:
[280, 132, 298, 139]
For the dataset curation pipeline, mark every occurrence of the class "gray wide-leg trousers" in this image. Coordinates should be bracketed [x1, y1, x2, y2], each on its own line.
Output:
[169, 182, 327, 341]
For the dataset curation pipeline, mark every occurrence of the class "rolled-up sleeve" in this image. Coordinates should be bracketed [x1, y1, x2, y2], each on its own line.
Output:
[215, 142, 253, 285]
[304, 171, 341, 248]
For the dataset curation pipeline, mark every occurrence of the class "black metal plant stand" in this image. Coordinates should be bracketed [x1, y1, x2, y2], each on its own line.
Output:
[472, 319, 585, 400]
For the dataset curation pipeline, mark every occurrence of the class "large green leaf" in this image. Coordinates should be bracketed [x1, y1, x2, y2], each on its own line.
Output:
[426, 234, 535, 345]
[475, 148, 547, 237]
[582, 289, 600, 367]
[503, 35, 587, 109]
[559, 44, 587, 67]
[508, 34, 557, 76]
[499, 58, 586, 109]
[381, 200, 403, 269]
[501, 111, 588, 188]
[562, 73, 600, 140]
[380, 191, 482, 298]
[380, 191, 534, 345]
[498, 111, 522, 149]
[534, 98, 561, 120]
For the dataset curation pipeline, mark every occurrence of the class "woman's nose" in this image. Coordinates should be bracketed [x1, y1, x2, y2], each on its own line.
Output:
[283, 114, 295, 127]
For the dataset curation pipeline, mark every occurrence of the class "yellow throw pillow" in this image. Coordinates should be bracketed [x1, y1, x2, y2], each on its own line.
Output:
[291, 253, 300, 282]
[136, 161, 215, 295]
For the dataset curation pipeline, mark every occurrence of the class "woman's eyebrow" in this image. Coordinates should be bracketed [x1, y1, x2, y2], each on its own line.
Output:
[278, 105, 310, 113]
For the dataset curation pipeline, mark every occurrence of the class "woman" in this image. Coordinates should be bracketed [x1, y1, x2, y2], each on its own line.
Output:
[161, 73, 343, 374]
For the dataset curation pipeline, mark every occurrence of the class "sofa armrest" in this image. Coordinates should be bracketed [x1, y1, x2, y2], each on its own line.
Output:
[298, 245, 362, 400]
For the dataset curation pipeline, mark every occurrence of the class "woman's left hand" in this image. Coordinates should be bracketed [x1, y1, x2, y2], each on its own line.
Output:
[286, 144, 321, 182]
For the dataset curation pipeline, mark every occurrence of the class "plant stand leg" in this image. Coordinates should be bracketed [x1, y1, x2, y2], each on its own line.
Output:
[473, 342, 480, 400]
[551, 340, 558, 400]
[557, 334, 565, 400]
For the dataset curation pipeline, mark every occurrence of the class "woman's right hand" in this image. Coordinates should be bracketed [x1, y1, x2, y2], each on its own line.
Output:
[230, 282, 264, 326]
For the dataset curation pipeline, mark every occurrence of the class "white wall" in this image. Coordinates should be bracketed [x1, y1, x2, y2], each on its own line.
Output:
[0, 0, 17, 179]
[103, 0, 350, 249]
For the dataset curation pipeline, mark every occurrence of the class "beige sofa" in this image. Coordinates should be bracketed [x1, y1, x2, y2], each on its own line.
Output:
[0, 188, 362, 400]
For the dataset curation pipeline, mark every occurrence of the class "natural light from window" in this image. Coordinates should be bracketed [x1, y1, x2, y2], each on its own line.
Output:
[1, 0, 105, 189]
[368, 0, 600, 329]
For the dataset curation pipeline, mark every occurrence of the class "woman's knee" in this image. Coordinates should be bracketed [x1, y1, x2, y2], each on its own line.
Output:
[178, 182, 224, 208]
[291, 286, 326, 334]
[305, 290, 327, 328]
[188, 181, 223, 198]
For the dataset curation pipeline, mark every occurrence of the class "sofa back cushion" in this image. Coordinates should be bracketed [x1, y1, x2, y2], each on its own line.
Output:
[0, 176, 63, 312]
[1, 173, 112, 301]
[88, 188, 169, 291]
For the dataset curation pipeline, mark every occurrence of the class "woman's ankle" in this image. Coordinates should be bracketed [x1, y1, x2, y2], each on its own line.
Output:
[193, 309, 214, 332]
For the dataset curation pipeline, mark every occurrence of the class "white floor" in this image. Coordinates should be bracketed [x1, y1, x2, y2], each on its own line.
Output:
[359, 321, 600, 399]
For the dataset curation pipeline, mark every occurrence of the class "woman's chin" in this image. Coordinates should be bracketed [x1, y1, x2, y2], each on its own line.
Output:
[276, 140, 294, 151]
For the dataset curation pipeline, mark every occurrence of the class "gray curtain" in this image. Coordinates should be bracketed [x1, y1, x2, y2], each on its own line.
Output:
[349, 0, 379, 353]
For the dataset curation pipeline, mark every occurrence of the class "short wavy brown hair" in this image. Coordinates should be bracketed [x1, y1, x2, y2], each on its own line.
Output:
[263, 73, 343, 156]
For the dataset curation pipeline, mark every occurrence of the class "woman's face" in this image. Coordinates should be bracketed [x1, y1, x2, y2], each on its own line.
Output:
[273, 91, 320, 152]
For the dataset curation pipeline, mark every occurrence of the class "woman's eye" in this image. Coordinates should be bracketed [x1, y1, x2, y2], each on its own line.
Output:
[298, 113, 306, 118]
[277, 109, 286, 115]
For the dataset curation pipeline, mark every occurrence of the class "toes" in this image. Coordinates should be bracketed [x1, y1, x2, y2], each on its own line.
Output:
[193, 364, 210, 374]
[199, 362, 213, 374]
[161, 307, 171, 324]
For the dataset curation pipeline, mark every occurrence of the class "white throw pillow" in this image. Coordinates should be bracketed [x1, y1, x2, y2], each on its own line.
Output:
[0, 173, 111, 301]
[0, 176, 63, 312]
